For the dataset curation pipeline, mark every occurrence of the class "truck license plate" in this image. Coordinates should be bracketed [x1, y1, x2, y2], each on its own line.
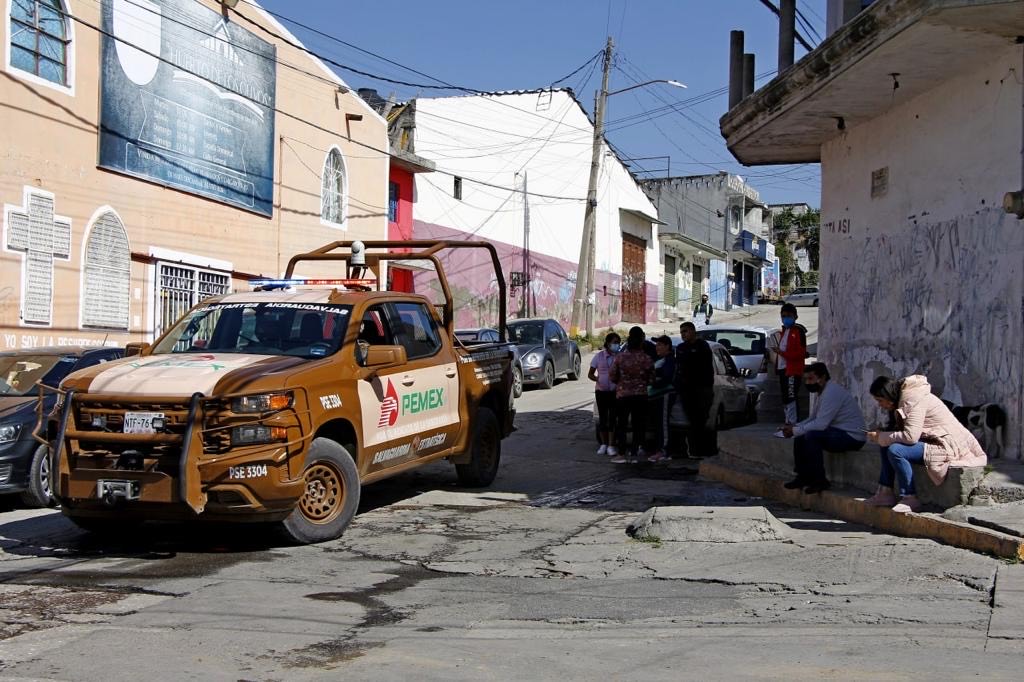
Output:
[123, 411, 164, 434]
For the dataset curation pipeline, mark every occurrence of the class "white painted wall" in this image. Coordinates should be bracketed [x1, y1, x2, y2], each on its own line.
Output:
[819, 43, 1024, 456]
[411, 91, 660, 292]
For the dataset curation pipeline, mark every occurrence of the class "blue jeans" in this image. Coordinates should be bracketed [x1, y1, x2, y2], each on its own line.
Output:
[793, 428, 866, 483]
[878, 442, 926, 496]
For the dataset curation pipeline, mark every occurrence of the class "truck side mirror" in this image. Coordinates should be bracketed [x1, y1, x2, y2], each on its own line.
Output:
[360, 344, 408, 370]
[125, 342, 151, 357]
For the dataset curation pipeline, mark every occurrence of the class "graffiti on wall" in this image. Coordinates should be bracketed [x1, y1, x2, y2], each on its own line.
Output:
[822, 210, 1023, 456]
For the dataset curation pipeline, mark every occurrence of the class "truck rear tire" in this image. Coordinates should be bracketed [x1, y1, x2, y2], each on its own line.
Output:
[455, 408, 501, 487]
[280, 438, 360, 544]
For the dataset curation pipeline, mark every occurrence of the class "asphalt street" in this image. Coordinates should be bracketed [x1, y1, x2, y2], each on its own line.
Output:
[2, 338, 1022, 681]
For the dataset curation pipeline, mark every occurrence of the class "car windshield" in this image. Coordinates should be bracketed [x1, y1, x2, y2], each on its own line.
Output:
[696, 330, 766, 356]
[152, 302, 352, 359]
[508, 322, 544, 345]
[0, 354, 78, 396]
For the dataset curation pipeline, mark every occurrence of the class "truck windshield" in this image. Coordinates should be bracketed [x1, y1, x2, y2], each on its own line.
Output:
[0, 354, 77, 396]
[152, 302, 352, 359]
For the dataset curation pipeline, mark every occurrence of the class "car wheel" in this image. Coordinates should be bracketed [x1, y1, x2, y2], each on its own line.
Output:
[567, 353, 582, 381]
[812, 298, 819, 307]
[512, 365, 523, 398]
[280, 438, 360, 544]
[455, 407, 501, 487]
[539, 361, 555, 390]
[715, 404, 726, 430]
[20, 443, 56, 508]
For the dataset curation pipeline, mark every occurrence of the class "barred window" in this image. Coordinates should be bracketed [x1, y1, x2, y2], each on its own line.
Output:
[321, 147, 347, 226]
[82, 212, 130, 330]
[9, 0, 69, 86]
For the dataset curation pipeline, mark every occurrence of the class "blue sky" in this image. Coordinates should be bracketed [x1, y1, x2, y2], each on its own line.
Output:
[257, 0, 825, 206]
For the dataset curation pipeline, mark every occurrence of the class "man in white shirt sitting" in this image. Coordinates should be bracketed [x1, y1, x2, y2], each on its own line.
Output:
[780, 362, 866, 494]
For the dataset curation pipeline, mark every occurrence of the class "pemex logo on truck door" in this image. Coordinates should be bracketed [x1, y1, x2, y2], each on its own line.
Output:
[361, 365, 458, 448]
[378, 380, 400, 428]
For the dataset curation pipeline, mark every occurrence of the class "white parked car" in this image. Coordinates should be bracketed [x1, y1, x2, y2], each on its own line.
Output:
[783, 286, 818, 307]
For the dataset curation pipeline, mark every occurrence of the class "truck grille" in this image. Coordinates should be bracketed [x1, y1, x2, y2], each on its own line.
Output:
[73, 398, 192, 470]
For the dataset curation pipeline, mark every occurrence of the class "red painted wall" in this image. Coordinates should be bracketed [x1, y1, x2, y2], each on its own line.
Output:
[388, 166, 415, 292]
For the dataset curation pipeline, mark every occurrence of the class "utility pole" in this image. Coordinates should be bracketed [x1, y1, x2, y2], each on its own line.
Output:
[569, 36, 613, 338]
[521, 170, 531, 318]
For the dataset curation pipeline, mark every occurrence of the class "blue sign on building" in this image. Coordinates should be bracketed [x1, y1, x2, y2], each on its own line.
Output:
[98, 0, 277, 216]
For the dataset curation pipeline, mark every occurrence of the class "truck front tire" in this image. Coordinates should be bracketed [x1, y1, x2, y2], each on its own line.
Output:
[280, 438, 360, 544]
[455, 408, 501, 487]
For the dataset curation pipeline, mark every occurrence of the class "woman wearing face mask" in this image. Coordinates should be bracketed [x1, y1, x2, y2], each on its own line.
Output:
[767, 303, 808, 425]
[864, 375, 986, 512]
[589, 332, 621, 457]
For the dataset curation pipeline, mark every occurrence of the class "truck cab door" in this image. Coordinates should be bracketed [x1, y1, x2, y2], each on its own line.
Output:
[355, 302, 459, 474]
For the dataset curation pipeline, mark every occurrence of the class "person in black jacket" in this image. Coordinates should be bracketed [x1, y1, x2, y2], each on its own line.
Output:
[647, 335, 676, 463]
[674, 321, 717, 457]
[694, 294, 713, 326]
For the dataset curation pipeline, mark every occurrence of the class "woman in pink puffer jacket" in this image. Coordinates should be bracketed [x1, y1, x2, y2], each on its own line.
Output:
[864, 375, 986, 512]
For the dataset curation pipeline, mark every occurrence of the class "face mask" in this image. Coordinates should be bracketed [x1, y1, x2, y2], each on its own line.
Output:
[805, 382, 821, 393]
[608, 343, 620, 353]
[781, 316, 795, 328]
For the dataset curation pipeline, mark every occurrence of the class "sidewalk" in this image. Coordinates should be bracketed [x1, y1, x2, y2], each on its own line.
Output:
[700, 423, 1024, 560]
[635, 304, 779, 339]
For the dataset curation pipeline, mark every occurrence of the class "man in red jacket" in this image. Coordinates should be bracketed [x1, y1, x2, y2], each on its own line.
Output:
[768, 303, 808, 425]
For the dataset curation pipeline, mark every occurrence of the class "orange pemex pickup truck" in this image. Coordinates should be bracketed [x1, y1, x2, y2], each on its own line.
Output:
[35, 241, 517, 543]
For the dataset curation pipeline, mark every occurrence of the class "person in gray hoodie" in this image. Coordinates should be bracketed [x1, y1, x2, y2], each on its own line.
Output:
[780, 362, 866, 493]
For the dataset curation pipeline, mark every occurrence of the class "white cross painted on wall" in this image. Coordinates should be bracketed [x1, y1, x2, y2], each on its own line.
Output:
[3, 187, 72, 326]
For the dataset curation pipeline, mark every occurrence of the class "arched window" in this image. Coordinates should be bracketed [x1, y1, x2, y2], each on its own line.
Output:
[8, 0, 70, 87]
[321, 147, 347, 227]
[81, 210, 130, 330]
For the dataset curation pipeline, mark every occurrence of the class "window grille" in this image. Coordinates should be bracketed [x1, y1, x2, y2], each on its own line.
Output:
[82, 212, 130, 330]
[155, 263, 229, 339]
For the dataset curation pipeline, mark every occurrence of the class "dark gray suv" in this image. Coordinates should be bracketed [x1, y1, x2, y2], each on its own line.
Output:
[0, 346, 124, 507]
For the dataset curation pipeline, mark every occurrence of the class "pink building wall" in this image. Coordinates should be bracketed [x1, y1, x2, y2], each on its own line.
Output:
[413, 219, 657, 333]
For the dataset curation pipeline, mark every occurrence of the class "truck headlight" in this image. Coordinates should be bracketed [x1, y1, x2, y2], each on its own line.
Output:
[0, 424, 20, 443]
[231, 392, 293, 413]
[231, 425, 288, 446]
[523, 352, 542, 368]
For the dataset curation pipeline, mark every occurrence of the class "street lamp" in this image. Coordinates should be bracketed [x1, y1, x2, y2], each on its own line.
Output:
[569, 38, 687, 338]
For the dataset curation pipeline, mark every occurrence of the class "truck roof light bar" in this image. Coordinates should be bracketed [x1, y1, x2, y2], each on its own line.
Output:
[250, 278, 377, 291]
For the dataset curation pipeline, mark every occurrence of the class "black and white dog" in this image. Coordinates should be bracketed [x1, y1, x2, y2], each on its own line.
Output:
[942, 400, 1008, 459]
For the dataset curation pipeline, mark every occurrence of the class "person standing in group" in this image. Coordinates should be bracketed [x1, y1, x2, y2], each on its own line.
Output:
[674, 321, 716, 458]
[779, 362, 866, 494]
[609, 328, 654, 464]
[588, 332, 621, 458]
[646, 335, 676, 464]
[694, 294, 713, 327]
[864, 375, 986, 512]
[767, 303, 808, 425]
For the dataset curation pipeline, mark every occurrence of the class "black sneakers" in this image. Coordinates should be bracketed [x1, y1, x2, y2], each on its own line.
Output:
[783, 478, 806, 490]
[803, 481, 831, 494]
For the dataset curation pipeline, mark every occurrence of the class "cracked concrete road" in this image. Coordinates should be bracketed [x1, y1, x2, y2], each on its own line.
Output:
[1, 375, 1022, 680]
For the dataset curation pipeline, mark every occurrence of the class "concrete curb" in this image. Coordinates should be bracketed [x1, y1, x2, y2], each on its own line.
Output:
[699, 459, 1024, 560]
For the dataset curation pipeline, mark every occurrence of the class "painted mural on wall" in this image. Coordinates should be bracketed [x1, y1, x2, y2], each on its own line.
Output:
[412, 221, 657, 332]
[821, 210, 1023, 457]
[98, 0, 277, 216]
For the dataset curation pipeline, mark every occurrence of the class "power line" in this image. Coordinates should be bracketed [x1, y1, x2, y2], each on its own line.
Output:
[551, 50, 603, 87]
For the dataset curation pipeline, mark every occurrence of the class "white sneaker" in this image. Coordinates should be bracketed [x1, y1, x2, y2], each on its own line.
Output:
[597, 444, 608, 456]
[607, 446, 619, 457]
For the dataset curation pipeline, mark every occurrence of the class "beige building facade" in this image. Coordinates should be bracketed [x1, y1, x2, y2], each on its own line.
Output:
[1, 0, 389, 350]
